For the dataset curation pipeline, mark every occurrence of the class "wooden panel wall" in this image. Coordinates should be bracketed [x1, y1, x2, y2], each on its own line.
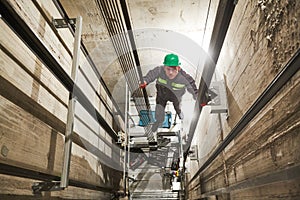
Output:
[0, 0, 124, 199]
[188, 0, 300, 199]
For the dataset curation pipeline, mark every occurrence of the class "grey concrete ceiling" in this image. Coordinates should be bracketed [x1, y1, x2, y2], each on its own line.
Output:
[60, 0, 219, 116]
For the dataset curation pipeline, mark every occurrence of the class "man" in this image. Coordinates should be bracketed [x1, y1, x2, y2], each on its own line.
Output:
[140, 53, 198, 140]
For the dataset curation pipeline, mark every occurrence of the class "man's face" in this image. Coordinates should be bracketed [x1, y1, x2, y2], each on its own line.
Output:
[164, 66, 179, 79]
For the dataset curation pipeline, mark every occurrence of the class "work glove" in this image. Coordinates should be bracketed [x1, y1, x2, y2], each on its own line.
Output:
[192, 95, 205, 107]
[139, 81, 147, 89]
[200, 102, 207, 107]
[193, 94, 207, 107]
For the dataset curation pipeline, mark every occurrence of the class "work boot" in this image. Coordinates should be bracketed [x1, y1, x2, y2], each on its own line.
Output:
[178, 112, 184, 120]
[151, 122, 160, 132]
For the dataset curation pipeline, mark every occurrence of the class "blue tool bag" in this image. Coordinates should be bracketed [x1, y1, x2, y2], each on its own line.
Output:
[138, 110, 172, 128]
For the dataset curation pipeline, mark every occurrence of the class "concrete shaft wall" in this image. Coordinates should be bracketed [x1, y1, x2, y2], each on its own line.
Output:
[187, 0, 300, 199]
[0, 0, 123, 199]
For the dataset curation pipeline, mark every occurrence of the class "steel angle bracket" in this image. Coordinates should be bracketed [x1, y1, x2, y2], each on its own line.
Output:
[208, 81, 228, 114]
[52, 18, 76, 29]
[32, 181, 62, 194]
[189, 145, 198, 160]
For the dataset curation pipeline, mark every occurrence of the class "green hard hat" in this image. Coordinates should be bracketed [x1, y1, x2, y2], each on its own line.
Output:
[163, 53, 181, 66]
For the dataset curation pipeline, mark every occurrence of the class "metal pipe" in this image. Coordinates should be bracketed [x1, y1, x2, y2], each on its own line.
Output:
[123, 83, 129, 194]
[127, 87, 133, 195]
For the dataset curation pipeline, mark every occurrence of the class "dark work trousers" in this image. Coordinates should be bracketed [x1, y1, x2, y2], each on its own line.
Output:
[153, 94, 182, 131]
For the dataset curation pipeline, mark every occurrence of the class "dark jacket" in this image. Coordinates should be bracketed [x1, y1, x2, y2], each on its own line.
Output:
[143, 66, 198, 100]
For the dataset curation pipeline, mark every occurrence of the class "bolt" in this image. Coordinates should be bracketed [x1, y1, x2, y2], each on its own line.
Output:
[1, 145, 9, 157]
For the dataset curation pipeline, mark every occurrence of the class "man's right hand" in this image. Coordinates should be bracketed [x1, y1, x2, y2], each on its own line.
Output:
[139, 81, 147, 89]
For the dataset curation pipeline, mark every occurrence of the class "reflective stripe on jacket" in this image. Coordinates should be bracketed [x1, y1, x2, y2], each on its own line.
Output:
[143, 66, 198, 99]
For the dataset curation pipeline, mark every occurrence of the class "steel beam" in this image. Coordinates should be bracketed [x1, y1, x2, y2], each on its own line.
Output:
[184, 0, 236, 160]
[200, 164, 300, 198]
[0, 163, 114, 193]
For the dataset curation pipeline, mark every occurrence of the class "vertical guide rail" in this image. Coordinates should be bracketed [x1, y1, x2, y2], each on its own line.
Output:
[127, 84, 132, 196]
[179, 123, 185, 199]
[60, 16, 82, 188]
[123, 83, 129, 194]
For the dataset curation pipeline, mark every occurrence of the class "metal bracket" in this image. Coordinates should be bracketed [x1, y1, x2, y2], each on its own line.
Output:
[208, 81, 228, 114]
[60, 16, 82, 188]
[32, 181, 62, 194]
[189, 145, 198, 160]
[127, 176, 136, 182]
[52, 18, 76, 28]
